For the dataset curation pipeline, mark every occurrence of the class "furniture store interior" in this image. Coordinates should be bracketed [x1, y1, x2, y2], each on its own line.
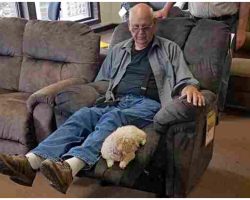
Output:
[0, 1, 249, 198]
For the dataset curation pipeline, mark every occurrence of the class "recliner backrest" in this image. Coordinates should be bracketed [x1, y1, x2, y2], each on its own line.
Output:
[19, 20, 100, 93]
[0, 17, 27, 91]
[110, 18, 231, 95]
[110, 18, 195, 49]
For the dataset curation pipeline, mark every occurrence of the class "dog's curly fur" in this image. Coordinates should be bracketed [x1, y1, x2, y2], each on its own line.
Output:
[101, 125, 147, 169]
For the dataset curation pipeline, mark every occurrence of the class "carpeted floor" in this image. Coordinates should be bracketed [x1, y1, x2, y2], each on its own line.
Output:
[0, 109, 249, 197]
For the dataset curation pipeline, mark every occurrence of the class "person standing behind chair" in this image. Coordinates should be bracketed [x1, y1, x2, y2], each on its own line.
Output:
[154, 2, 250, 51]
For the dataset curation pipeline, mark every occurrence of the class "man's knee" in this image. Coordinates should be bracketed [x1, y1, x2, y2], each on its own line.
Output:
[103, 108, 128, 125]
[72, 107, 98, 120]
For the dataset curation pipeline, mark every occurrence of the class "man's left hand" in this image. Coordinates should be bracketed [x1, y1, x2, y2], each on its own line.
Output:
[179, 85, 205, 106]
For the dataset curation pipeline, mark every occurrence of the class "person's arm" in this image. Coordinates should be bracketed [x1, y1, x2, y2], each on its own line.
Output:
[236, 2, 250, 50]
[154, 2, 175, 19]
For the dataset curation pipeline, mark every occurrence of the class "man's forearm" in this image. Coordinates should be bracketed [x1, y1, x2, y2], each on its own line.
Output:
[162, 2, 175, 15]
[238, 3, 250, 32]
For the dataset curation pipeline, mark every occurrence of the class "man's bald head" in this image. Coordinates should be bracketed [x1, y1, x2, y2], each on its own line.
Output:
[128, 3, 156, 50]
[129, 3, 154, 22]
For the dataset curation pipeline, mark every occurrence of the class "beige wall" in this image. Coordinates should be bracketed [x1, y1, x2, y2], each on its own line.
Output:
[100, 2, 122, 24]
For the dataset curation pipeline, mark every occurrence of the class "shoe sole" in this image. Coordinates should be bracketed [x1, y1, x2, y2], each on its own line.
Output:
[40, 161, 68, 194]
[0, 155, 34, 187]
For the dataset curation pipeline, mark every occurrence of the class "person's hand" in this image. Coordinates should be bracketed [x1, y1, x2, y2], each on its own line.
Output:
[236, 29, 246, 51]
[179, 85, 205, 107]
[154, 8, 168, 19]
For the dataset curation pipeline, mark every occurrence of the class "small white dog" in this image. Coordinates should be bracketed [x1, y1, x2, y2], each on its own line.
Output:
[101, 125, 147, 169]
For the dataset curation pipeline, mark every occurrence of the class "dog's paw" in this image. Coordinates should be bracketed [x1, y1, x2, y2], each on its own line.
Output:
[106, 159, 114, 168]
[119, 161, 127, 169]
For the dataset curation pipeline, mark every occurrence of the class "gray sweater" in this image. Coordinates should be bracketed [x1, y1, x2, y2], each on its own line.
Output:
[95, 36, 199, 108]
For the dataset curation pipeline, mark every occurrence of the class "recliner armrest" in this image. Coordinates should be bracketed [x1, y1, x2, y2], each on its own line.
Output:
[27, 77, 87, 112]
[88, 81, 109, 95]
[54, 80, 109, 114]
[153, 90, 217, 133]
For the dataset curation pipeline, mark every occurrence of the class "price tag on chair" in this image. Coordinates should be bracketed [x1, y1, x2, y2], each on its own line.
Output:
[205, 110, 216, 146]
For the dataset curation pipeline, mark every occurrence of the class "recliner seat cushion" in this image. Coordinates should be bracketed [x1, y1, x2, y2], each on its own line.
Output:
[0, 92, 36, 154]
[79, 124, 160, 187]
[0, 17, 27, 90]
[19, 20, 100, 93]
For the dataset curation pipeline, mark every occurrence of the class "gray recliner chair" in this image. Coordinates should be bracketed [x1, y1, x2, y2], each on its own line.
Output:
[50, 18, 232, 197]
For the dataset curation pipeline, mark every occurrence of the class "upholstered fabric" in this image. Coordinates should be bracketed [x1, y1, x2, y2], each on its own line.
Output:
[33, 103, 56, 143]
[154, 90, 216, 133]
[23, 20, 99, 63]
[79, 124, 160, 185]
[110, 18, 195, 49]
[26, 77, 87, 112]
[0, 140, 30, 155]
[53, 80, 109, 127]
[0, 92, 37, 154]
[156, 18, 195, 49]
[54, 83, 101, 126]
[0, 17, 27, 90]
[184, 19, 230, 93]
[0, 56, 23, 90]
[19, 20, 100, 93]
[230, 58, 250, 78]
[0, 18, 100, 154]
[0, 17, 27, 56]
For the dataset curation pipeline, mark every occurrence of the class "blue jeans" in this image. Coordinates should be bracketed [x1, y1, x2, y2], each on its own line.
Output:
[31, 94, 161, 167]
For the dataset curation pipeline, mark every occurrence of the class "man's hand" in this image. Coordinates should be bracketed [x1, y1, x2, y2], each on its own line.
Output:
[236, 29, 246, 51]
[179, 85, 205, 107]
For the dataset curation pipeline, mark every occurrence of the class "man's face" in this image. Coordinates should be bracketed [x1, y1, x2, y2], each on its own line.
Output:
[129, 14, 156, 50]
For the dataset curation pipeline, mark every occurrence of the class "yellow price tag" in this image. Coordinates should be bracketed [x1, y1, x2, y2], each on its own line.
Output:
[206, 110, 216, 146]
[100, 41, 109, 49]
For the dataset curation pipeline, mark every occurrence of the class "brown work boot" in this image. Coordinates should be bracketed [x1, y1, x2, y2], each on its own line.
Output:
[0, 153, 36, 186]
[40, 159, 73, 194]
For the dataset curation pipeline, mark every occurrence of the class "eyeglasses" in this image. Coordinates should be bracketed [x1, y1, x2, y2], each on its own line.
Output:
[130, 24, 154, 33]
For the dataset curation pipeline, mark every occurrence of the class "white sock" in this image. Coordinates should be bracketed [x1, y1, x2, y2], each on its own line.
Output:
[25, 153, 44, 170]
[65, 157, 86, 177]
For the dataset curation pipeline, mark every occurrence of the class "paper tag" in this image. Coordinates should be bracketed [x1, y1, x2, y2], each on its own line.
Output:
[119, 7, 127, 18]
[205, 110, 216, 146]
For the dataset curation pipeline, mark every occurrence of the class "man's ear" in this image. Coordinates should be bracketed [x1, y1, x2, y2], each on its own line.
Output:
[153, 18, 157, 27]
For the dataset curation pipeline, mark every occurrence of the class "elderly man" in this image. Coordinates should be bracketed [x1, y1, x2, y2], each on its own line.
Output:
[0, 3, 204, 194]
